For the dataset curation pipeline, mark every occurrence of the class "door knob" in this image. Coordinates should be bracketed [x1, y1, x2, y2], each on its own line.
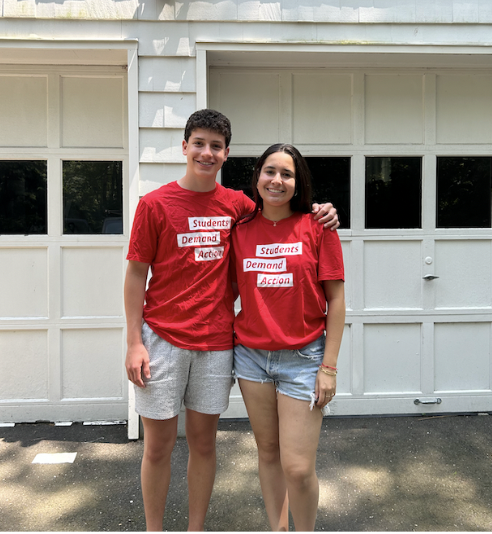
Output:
[422, 274, 439, 280]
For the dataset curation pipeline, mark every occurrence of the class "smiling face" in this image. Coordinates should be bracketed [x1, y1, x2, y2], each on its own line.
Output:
[181, 128, 229, 191]
[256, 151, 296, 220]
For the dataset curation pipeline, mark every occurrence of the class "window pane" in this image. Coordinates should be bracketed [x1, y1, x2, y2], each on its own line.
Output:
[366, 157, 422, 229]
[221, 157, 256, 199]
[437, 157, 492, 228]
[63, 161, 123, 234]
[306, 157, 351, 229]
[0, 161, 47, 234]
[222, 156, 351, 228]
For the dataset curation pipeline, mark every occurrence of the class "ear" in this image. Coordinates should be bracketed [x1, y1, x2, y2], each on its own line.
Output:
[223, 146, 230, 162]
[182, 139, 188, 155]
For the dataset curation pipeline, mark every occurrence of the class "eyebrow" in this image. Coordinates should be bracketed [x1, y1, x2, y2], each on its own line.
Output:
[264, 165, 294, 174]
[192, 136, 224, 145]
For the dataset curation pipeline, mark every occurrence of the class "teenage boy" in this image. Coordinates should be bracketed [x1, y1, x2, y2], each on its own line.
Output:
[125, 109, 338, 531]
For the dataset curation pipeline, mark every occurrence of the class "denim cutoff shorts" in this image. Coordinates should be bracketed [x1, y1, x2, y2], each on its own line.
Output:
[233, 334, 326, 403]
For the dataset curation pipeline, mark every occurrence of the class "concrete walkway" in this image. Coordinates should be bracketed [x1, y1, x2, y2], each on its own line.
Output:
[1, 414, 492, 531]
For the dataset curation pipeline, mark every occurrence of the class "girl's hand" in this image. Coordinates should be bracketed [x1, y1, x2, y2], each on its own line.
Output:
[315, 370, 336, 410]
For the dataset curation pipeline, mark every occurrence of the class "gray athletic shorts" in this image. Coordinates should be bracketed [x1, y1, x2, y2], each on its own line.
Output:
[134, 322, 234, 420]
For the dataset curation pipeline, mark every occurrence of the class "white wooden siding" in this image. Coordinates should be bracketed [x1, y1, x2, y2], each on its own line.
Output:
[3, 0, 492, 24]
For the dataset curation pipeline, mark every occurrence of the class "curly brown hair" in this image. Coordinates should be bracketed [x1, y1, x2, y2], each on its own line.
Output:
[184, 109, 232, 148]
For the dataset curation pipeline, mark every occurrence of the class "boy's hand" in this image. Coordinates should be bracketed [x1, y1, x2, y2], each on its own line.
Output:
[125, 343, 151, 388]
[312, 202, 340, 230]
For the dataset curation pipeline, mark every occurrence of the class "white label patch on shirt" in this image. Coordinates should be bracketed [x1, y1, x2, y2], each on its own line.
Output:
[195, 246, 225, 261]
[243, 257, 287, 273]
[188, 217, 232, 231]
[256, 242, 302, 257]
[257, 273, 294, 287]
[177, 231, 220, 247]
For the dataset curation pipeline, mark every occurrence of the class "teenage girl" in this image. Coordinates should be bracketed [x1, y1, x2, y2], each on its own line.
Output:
[231, 143, 345, 531]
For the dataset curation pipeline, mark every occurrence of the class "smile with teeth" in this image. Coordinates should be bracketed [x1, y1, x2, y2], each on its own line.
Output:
[267, 187, 285, 193]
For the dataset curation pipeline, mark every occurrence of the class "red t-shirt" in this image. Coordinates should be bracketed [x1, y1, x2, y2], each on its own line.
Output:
[127, 181, 254, 351]
[231, 212, 344, 351]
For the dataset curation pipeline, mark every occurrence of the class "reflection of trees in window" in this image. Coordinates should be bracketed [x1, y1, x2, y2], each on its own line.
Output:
[0, 161, 47, 234]
[366, 157, 422, 229]
[222, 156, 351, 228]
[63, 161, 123, 234]
[437, 157, 491, 228]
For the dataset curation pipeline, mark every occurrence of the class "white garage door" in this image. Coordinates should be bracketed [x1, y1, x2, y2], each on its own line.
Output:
[0, 65, 129, 423]
[211, 66, 492, 417]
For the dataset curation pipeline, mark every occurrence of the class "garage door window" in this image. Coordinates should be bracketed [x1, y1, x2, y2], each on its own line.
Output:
[365, 157, 422, 229]
[437, 157, 492, 228]
[222, 156, 351, 227]
[63, 161, 123, 234]
[0, 160, 47, 234]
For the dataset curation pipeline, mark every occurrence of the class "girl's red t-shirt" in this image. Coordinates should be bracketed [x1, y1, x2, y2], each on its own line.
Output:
[231, 212, 344, 351]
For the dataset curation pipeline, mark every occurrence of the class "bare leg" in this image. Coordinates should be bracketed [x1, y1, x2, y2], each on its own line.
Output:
[239, 379, 289, 531]
[140, 416, 179, 531]
[185, 409, 220, 531]
[278, 394, 323, 531]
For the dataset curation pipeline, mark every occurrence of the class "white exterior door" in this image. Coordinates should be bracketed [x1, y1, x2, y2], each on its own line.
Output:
[0, 65, 129, 423]
[211, 66, 492, 418]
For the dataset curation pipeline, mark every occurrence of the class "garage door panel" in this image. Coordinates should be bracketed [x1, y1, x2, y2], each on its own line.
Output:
[364, 323, 422, 394]
[0, 75, 47, 147]
[364, 241, 422, 309]
[434, 323, 491, 392]
[61, 328, 124, 400]
[61, 76, 124, 148]
[61, 247, 124, 318]
[293, 73, 352, 144]
[209, 71, 280, 144]
[436, 74, 492, 144]
[0, 329, 49, 400]
[0, 248, 48, 318]
[365, 74, 424, 144]
[435, 240, 492, 309]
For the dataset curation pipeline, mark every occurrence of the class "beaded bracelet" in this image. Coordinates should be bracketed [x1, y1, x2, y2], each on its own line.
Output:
[320, 363, 338, 371]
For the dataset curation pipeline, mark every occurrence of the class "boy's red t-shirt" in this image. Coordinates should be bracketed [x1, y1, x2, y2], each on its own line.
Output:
[127, 181, 254, 351]
[231, 212, 344, 351]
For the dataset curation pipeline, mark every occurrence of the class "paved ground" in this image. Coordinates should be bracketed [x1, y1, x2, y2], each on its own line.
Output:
[1, 414, 492, 531]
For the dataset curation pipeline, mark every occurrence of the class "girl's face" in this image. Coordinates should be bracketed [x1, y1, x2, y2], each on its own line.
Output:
[256, 152, 296, 210]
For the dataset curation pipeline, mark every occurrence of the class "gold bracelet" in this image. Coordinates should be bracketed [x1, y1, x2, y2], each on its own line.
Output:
[318, 366, 337, 376]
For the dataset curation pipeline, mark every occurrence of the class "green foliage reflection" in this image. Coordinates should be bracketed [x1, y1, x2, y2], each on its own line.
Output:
[63, 161, 123, 234]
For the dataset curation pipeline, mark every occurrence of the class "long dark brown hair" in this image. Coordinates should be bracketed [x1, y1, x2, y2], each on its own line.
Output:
[240, 143, 312, 224]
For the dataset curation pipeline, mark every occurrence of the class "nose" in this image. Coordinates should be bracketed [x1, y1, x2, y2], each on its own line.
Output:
[271, 172, 282, 184]
[202, 144, 213, 158]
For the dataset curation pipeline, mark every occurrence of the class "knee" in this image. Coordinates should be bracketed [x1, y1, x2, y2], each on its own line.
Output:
[282, 461, 316, 489]
[186, 431, 216, 458]
[143, 433, 176, 465]
[144, 441, 174, 465]
[257, 439, 281, 465]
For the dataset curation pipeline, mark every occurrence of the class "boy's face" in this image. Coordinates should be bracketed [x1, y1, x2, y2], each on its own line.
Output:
[182, 128, 229, 181]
